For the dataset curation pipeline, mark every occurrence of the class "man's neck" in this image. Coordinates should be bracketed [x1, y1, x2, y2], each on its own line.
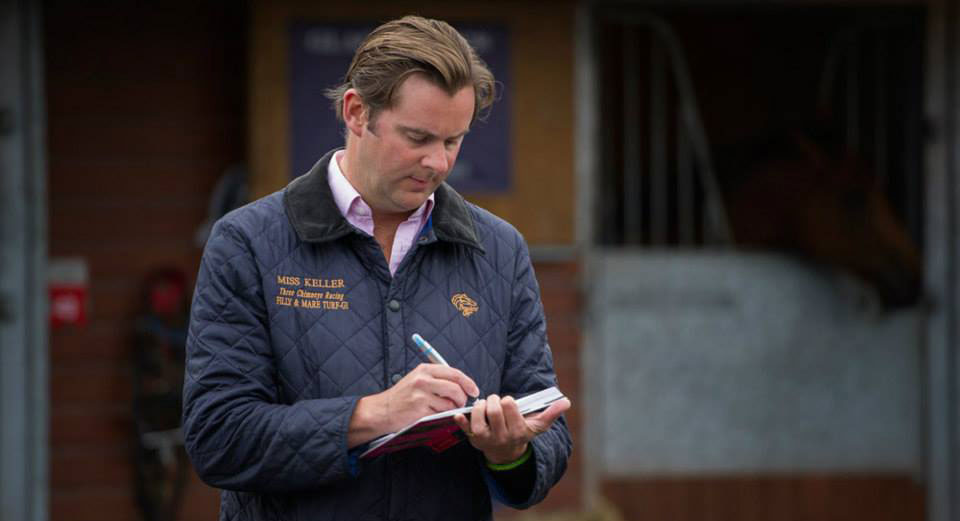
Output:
[338, 151, 414, 225]
[338, 150, 411, 264]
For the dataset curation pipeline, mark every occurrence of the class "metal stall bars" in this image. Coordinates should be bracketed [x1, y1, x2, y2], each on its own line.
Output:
[602, 13, 733, 249]
[0, 1, 48, 521]
[816, 21, 925, 246]
[602, 12, 922, 253]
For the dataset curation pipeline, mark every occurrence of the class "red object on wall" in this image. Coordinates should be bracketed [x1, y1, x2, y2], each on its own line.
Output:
[50, 284, 88, 327]
[49, 258, 89, 328]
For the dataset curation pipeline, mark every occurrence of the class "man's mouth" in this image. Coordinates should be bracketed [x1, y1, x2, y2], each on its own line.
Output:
[407, 176, 430, 187]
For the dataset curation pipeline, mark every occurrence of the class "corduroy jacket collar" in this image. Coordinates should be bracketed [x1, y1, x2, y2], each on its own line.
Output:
[283, 150, 483, 252]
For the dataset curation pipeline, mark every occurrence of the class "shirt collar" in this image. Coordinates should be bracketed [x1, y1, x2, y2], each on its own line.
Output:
[284, 149, 479, 250]
[327, 150, 435, 222]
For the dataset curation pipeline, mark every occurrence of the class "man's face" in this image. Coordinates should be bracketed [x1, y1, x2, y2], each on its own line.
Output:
[347, 74, 474, 217]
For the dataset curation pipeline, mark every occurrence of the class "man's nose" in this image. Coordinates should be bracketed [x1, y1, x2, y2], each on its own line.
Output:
[421, 144, 449, 174]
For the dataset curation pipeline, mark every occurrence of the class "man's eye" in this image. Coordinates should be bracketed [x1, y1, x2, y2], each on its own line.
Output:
[444, 139, 460, 149]
[408, 134, 429, 144]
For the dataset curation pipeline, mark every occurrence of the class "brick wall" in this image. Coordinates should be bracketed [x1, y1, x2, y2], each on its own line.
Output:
[529, 260, 584, 513]
[45, 2, 244, 519]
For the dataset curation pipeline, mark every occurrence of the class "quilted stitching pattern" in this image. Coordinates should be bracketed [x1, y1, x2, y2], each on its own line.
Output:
[182, 162, 571, 521]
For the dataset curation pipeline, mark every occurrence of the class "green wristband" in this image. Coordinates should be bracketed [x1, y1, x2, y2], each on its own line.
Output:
[485, 446, 532, 471]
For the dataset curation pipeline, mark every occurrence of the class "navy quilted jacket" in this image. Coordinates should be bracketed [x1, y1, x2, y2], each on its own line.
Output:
[183, 151, 572, 521]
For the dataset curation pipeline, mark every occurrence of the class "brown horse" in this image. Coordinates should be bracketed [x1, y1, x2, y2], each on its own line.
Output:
[718, 131, 922, 309]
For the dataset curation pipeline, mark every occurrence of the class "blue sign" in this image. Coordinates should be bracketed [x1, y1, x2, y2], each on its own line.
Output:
[289, 22, 512, 193]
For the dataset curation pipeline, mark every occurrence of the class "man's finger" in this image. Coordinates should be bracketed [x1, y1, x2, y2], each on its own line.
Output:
[420, 363, 480, 398]
[470, 399, 488, 437]
[526, 398, 571, 433]
[426, 392, 460, 413]
[453, 413, 471, 435]
[485, 395, 507, 435]
[418, 377, 468, 408]
[500, 396, 526, 437]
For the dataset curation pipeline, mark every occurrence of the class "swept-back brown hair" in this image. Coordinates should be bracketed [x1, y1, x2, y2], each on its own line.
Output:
[325, 15, 497, 125]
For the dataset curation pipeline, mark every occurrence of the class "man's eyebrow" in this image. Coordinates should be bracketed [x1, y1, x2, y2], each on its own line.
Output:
[397, 125, 470, 139]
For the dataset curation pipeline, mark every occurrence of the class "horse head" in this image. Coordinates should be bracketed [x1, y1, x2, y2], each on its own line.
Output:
[721, 132, 922, 309]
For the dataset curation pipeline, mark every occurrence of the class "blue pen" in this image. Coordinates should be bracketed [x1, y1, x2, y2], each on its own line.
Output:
[410, 333, 479, 404]
[411, 333, 450, 366]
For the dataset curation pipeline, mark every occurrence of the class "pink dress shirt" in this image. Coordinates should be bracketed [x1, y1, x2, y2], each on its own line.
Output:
[327, 151, 434, 276]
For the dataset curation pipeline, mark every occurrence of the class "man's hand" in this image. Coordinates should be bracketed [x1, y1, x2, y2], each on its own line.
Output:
[348, 364, 479, 448]
[453, 394, 571, 464]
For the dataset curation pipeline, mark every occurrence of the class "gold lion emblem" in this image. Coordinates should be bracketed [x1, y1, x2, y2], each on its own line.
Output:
[451, 293, 478, 317]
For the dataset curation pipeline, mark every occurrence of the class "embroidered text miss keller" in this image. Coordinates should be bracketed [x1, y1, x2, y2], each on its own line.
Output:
[274, 275, 350, 310]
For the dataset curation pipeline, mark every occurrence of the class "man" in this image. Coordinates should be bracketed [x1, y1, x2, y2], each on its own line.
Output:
[182, 15, 572, 521]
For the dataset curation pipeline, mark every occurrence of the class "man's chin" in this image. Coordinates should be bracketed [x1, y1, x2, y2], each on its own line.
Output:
[393, 192, 432, 211]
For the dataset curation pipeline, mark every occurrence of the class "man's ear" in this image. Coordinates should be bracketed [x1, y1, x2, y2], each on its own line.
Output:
[342, 89, 368, 138]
